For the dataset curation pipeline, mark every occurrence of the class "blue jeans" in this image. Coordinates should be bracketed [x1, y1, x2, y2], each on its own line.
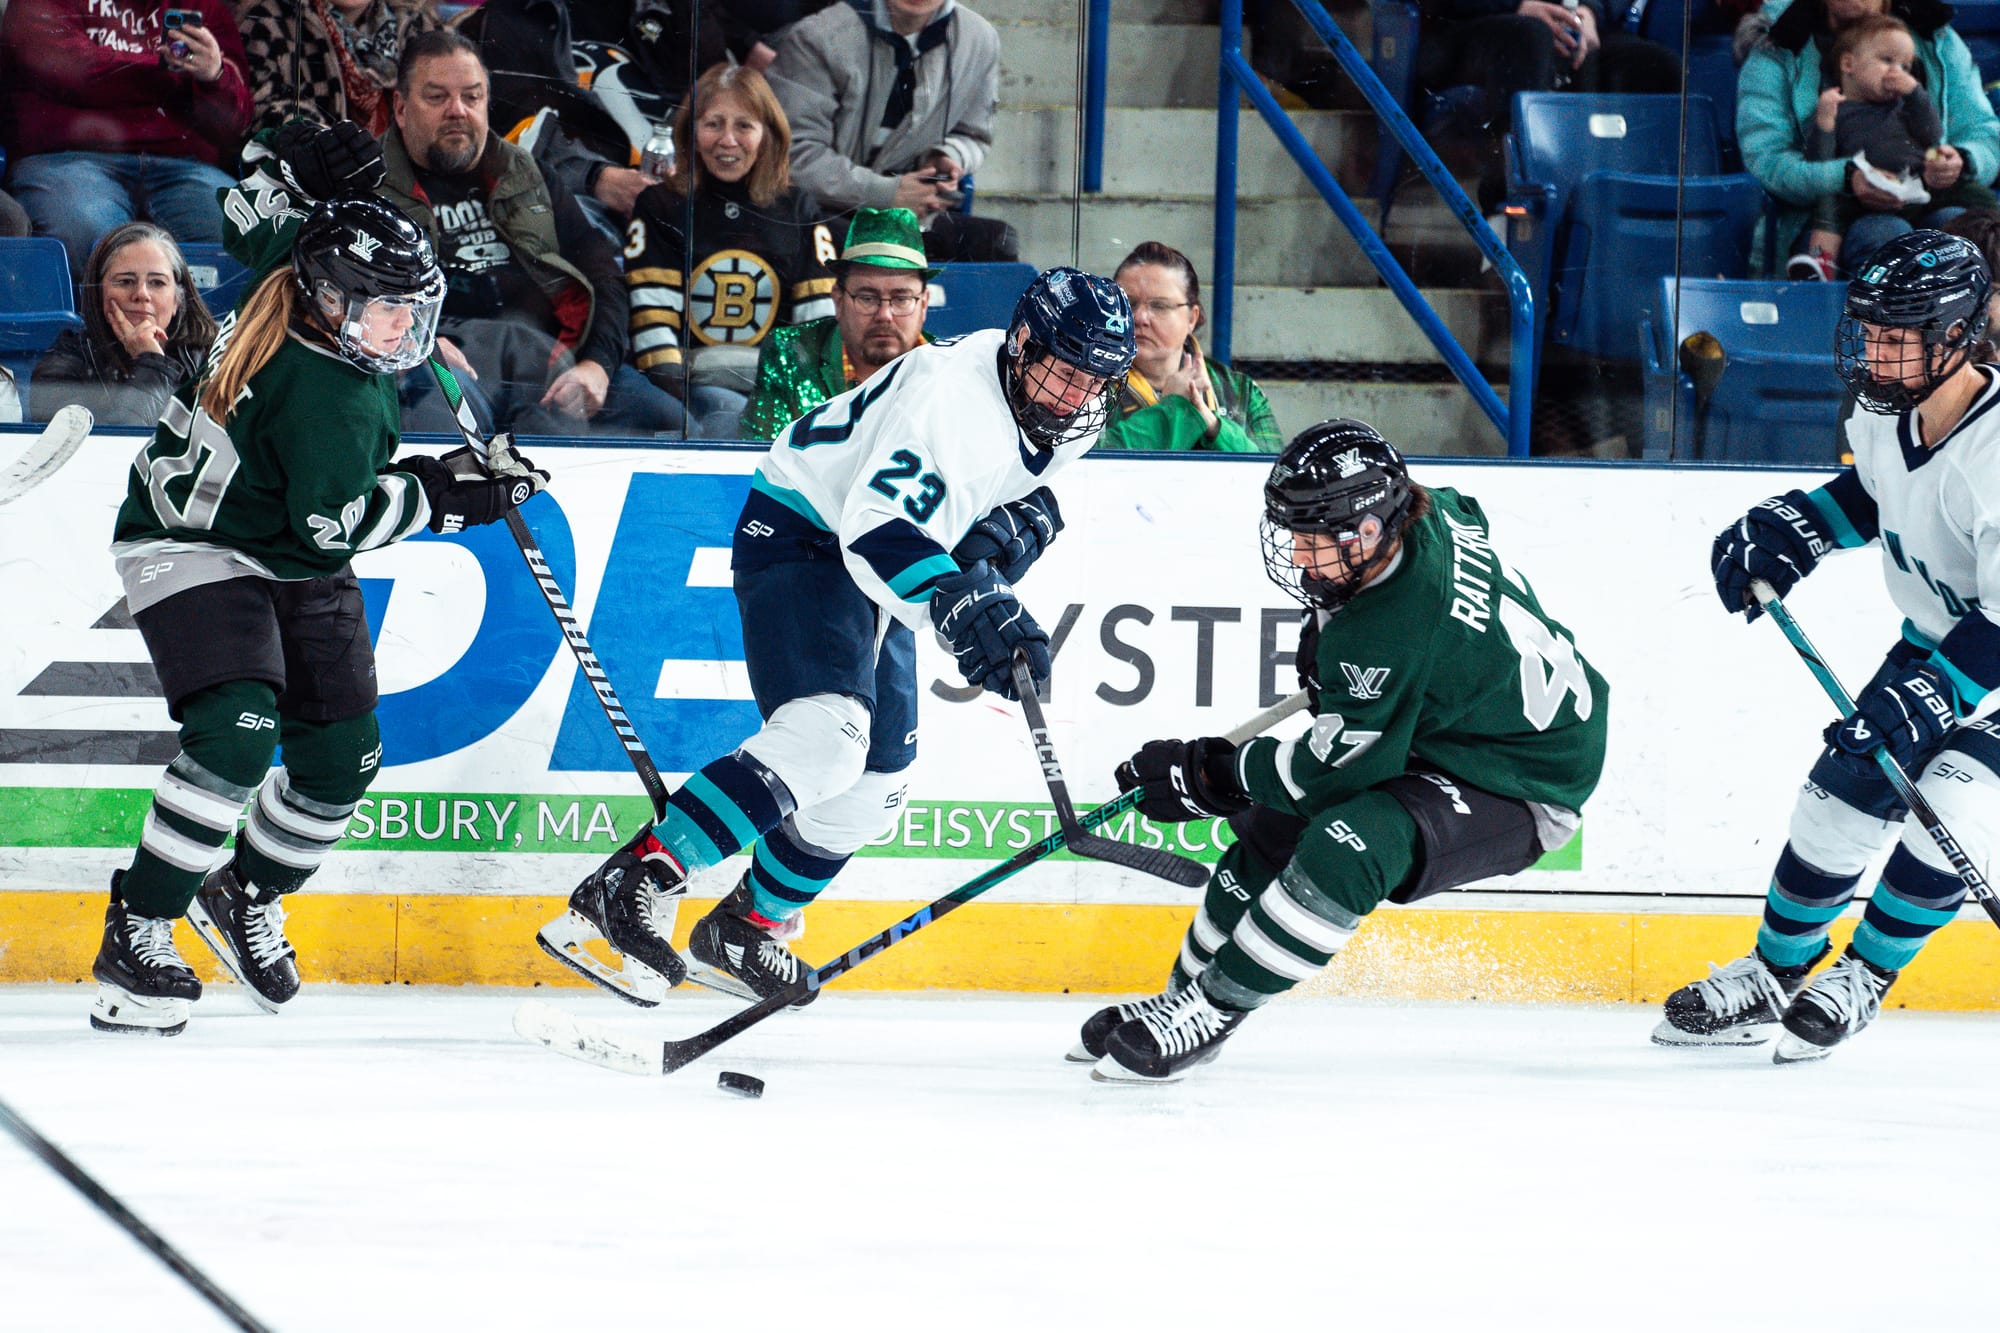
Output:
[7, 151, 234, 279]
[688, 385, 748, 440]
[1840, 206, 1970, 276]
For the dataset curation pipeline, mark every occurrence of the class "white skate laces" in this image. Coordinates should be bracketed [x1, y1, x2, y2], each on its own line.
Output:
[756, 938, 805, 983]
[1797, 954, 1886, 1032]
[243, 897, 292, 968]
[1138, 986, 1229, 1056]
[1692, 955, 1788, 1018]
[127, 914, 182, 969]
[633, 879, 682, 942]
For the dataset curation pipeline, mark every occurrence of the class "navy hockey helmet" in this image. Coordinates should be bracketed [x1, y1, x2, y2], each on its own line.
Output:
[1003, 265, 1136, 451]
[293, 195, 445, 374]
[1261, 419, 1418, 612]
[1836, 229, 1992, 414]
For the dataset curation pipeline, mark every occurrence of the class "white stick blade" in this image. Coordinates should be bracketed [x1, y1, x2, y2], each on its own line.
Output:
[0, 404, 94, 506]
[512, 1000, 656, 1077]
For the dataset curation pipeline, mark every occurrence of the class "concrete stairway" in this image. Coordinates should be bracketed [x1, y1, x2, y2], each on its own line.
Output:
[971, 0, 1510, 454]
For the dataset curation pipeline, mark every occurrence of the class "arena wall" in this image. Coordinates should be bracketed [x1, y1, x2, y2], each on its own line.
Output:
[4, 436, 1994, 1007]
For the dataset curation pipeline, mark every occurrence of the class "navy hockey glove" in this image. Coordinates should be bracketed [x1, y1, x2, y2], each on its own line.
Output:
[929, 560, 1050, 701]
[1116, 737, 1251, 823]
[1829, 661, 1957, 774]
[1712, 490, 1833, 620]
[951, 486, 1064, 585]
[394, 444, 549, 534]
[271, 120, 385, 202]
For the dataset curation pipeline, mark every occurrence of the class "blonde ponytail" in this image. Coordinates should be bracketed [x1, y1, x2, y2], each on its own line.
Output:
[201, 269, 301, 423]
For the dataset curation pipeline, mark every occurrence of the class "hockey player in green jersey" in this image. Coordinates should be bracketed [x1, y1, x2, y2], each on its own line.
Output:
[1077, 419, 1609, 1081]
[91, 121, 547, 1035]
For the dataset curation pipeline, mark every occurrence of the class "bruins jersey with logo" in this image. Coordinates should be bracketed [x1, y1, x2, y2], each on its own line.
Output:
[624, 180, 837, 378]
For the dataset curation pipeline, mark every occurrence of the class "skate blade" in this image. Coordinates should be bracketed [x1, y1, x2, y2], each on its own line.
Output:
[184, 900, 284, 1015]
[89, 983, 188, 1036]
[680, 954, 761, 1003]
[1772, 1033, 1835, 1065]
[1088, 1053, 1181, 1084]
[1063, 1042, 1099, 1063]
[1649, 1019, 1775, 1048]
[535, 911, 667, 1008]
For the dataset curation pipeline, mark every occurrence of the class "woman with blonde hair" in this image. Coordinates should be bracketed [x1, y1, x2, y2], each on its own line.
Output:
[90, 125, 545, 1037]
[30, 221, 219, 427]
[626, 61, 837, 437]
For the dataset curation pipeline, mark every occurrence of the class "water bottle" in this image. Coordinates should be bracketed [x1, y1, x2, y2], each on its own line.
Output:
[1552, 0, 1582, 90]
[641, 124, 674, 181]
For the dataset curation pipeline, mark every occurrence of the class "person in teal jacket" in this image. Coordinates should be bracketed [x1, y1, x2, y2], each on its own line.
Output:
[1738, 0, 2000, 275]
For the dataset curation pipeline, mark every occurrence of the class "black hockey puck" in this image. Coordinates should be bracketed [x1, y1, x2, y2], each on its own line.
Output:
[717, 1071, 765, 1099]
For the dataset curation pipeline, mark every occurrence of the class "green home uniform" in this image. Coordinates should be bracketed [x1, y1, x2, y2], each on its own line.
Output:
[1199, 486, 1609, 1010]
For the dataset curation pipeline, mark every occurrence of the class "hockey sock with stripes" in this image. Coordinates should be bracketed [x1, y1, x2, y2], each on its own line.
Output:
[231, 711, 378, 895]
[1171, 844, 1275, 990]
[1755, 843, 1865, 974]
[652, 750, 795, 875]
[1851, 845, 1967, 973]
[744, 817, 849, 925]
[1198, 862, 1365, 1012]
[119, 681, 278, 919]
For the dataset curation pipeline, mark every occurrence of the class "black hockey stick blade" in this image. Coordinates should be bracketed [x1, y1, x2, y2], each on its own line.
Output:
[1011, 656, 1209, 887]
[0, 1096, 273, 1332]
[1751, 580, 2000, 926]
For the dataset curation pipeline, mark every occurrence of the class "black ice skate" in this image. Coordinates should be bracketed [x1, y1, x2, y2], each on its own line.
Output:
[1651, 946, 1824, 1047]
[1092, 983, 1246, 1083]
[1067, 986, 1190, 1063]
[90, 872, 202, 1036]
[685, 877, 816, 1007]
[1773, 948, 1898, 1064]
[536, 831, 689, 1006]
[185, 861, 299, 1012]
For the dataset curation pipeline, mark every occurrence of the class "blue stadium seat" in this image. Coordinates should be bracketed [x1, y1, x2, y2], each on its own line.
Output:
[0, 236, 83, 395]
[178, 242, 255, 315]
[1366, 0, 1482, 227]
[923, 262, 1037, 339]
[1639, 277, 1850, 463]
[1506, 93, 1763, 362]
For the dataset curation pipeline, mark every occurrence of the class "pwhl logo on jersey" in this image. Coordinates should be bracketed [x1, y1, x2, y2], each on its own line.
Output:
[1340, 663, 1390, 700]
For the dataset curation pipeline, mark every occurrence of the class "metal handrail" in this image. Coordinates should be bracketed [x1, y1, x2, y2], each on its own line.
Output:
[1083, 0, 1110, 192]
[1213, 0, 1536, 457]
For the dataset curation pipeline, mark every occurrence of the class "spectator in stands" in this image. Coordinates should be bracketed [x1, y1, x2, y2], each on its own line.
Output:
[740, 205, 936, 440]
[235, 0, 443, 137]
[768, 0, 1018, 263]
[381, 30, 684, 437]
[627, 63, 836, 438]
[1790, 13, 1998, 276]
[1739, 0, 2000, 279]
[1417, 0, 1682, 214]
[1100, 242, 1284, 453]
[0, 0, 253, 279]
[1941, 207, 2000, 341]
[28, 221, 218, 427]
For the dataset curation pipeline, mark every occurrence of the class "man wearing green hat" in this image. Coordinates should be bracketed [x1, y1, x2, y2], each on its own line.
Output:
[740, 207, 937, 441]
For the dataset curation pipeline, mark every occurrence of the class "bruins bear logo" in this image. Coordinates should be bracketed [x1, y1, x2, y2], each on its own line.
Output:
[689, 249, 778, 345]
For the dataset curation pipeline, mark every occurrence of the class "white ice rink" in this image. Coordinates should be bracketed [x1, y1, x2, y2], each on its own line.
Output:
[3, 984, 1997, 1332]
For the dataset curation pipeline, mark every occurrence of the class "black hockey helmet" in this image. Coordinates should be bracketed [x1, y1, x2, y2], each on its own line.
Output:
[293, 195, 445, 374]
[1003, 265, 1135, 451]
[1261, 419, 1417, 611]
[1836, 229, 1992, 414]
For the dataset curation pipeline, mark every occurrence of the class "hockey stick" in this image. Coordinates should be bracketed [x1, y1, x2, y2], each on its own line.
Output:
[0, 1096, 272, 1333]
[1751, 579, 2000, 927]
[421, 358, 669, 822]
[0, 404, 92, 507]
[514, 690, 1311, 1076]
[1011, 653, 1208, 888]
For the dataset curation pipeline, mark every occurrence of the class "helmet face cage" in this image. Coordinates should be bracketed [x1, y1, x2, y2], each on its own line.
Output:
[293, 197, 446, 375]
[1835, 230, 1992, 414]
[1004, 266, 1136, 450]
[1260, 420, 1415, 611]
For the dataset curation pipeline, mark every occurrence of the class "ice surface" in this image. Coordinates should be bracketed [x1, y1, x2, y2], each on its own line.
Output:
[3, 985, 1996, 1332]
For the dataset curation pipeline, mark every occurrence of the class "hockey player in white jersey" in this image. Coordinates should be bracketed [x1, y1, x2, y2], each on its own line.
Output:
[1658, 230, 1999, 1062]
[537, 266, 1137, 1004]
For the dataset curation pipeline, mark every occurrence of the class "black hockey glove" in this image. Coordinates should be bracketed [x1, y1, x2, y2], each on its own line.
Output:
[393, 444, 549, 534]
[951, 486, 1064, 585]
[1828, 660, 1956, 775]
[1712, 490, 1832, 620]
[929, 560, 1050, 701]
[271, 119, 385, 203]
[1116, 737, 1251, 823]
